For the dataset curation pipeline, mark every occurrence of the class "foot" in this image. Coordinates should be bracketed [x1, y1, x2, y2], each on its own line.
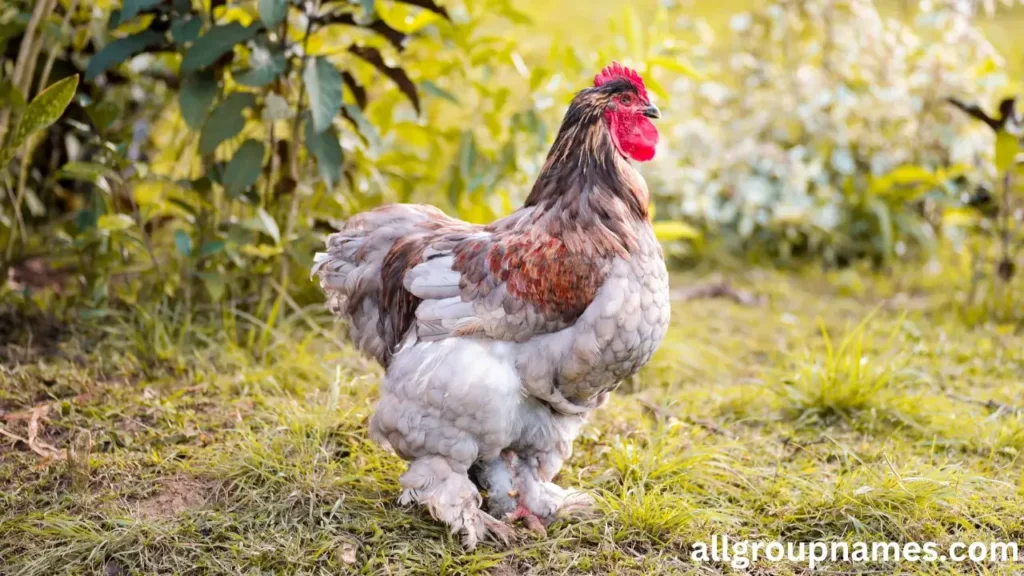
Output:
[399, 456, 514, 550]
[553, 488, 595, 520]
[524, 481, 596, 524]
[401, 487, 514, 550]
[506, 502, 548, 536]
[502, 451, 595, 530]
[466, 508, 515, 548]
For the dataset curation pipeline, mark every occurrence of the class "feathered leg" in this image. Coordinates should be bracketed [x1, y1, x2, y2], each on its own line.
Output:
[473, 453, 519, 519]
[503, 451, 594, 533]
[399, 456, 514, 549]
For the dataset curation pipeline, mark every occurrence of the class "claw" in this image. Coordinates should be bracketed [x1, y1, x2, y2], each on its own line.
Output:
[480, 511, 515, 545]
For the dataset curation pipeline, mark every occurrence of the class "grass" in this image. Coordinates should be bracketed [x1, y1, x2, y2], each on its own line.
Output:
[1, 267, 1023, 575]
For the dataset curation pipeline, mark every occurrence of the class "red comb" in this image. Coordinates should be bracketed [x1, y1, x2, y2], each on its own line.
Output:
[594, 62, 648, 100]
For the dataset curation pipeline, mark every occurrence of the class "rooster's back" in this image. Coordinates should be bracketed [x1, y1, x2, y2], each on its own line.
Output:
[311, 204, 473, 366]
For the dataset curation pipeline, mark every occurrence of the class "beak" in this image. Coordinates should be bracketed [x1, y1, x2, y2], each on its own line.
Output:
[642, 104, 661, 119]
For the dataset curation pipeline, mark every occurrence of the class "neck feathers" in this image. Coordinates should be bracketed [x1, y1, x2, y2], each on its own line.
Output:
[524, 91, 650, 223]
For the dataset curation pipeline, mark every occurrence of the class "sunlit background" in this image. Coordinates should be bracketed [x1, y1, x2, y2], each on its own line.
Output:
[3, 0, 1023, 309]
[2, 1, 1024, 572]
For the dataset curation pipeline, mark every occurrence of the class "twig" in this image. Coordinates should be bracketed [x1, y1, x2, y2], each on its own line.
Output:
[635, 397, 735, 438]
[0, 425, 28, 445]
[284, 2, 318, 237]
[126, 177, 164, 284]
[945, 392, 1023, 417]
[264, 1, 318, 348]
[7, 146, 32, 259]
[37, 0, 81, 95]
[269, 278, 346, 349]
[673, 279, 763, 306]
[636, 397, 673, 421]
[16, 0, 58, 96]
[1, 405, 63, 460]
[27, 405, 63, 459]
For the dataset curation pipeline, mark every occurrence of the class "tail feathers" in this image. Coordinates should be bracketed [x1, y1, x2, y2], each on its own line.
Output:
[313, 204, 455, 366]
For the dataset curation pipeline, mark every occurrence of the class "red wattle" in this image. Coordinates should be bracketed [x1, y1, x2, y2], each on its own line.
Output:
[607, 112, 658, 162]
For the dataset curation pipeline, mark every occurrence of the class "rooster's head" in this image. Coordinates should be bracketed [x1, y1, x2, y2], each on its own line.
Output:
[592, 62, 660, 162]
[526, 62, 661, 217]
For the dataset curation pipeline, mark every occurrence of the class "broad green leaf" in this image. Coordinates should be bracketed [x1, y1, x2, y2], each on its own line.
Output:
[259, 209, 281, 245]
[199, 240, 226, 257]
[262, 93, 293, 122]
[1, 75, 79, 166]
[108, 10, 126, 29]
[198, 272, 226, 301]
[222, 139, 265, 197]
[175, 229, 193, 256]
[248, 207, 280, 244]
[305, 117, 342, 189]
[171, 16, 202, 46]
[198, 92, 256, 154]
[97, 213, 135, 231]
[342, 103, 380, 153]
[58, 161, 120, 183]
[120, 0, 163, 22]
[85, 30, 164, 81]
[380, 4, 443, 33]
[652, 221, 702, 242]
[304, 57, 343, 133]
[235, 44, 286, 87]
[56, 161, 120, 193]
[995, 131, 1019, 174]
[258, 0, 289, 28]
[180, 22, 262, 74]
[179, 70, 218, 129]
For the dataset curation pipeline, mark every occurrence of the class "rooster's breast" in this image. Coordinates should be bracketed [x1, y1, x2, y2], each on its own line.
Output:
[549, 224, 671, 404]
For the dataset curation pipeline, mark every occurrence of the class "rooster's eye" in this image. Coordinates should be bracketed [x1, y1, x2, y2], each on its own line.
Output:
[619, 94, 634, 106]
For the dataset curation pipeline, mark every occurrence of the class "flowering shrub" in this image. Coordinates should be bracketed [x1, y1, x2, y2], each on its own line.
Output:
[648, 0, 1009, 265]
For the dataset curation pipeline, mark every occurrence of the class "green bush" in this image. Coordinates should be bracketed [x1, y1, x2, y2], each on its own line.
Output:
[648, 0, 1009, 266]
[0, 0, 567, 339]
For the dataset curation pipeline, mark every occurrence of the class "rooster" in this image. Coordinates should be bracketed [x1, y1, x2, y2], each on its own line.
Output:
[313, 63, 670, 548]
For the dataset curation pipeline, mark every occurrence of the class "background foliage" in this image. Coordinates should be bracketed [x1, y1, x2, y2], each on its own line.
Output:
[2, 3, 1024, 573]
[1, 0, 1022, 335]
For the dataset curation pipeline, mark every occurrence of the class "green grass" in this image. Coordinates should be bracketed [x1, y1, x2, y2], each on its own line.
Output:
[2, 268, 1023, 575]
